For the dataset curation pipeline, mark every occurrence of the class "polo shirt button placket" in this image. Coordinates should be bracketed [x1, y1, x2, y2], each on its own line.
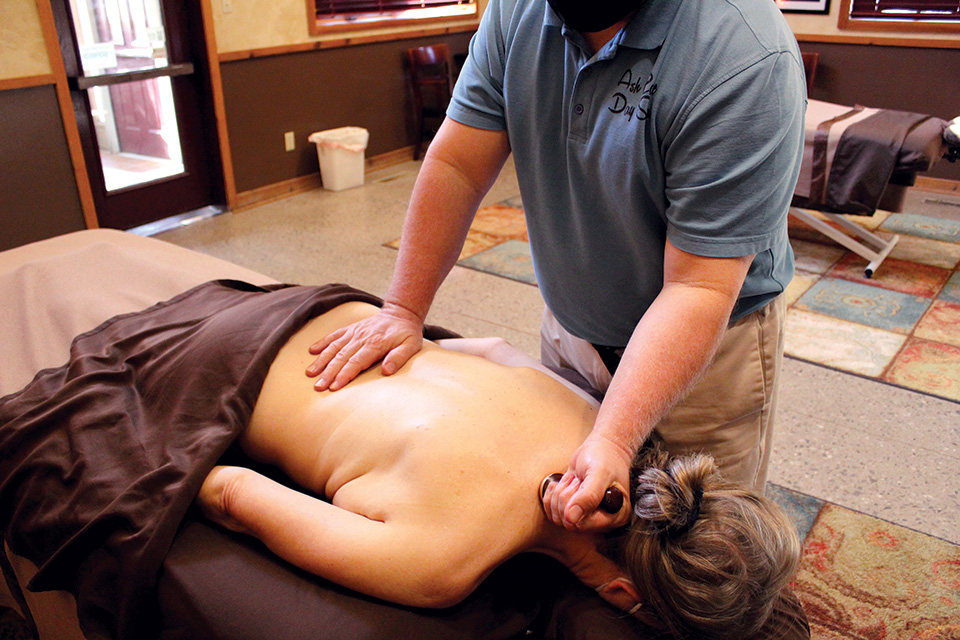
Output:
[574, 104, 584, 116]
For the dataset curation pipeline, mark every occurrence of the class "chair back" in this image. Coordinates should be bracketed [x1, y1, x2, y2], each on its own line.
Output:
[801, 52, 819, 95]
[406, 44, 454, 103]
[405, 44, 455, 159]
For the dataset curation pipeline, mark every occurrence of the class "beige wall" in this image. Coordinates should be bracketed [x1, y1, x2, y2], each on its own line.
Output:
[210, 0, 957, 53]
[212, 0, 488, 54]
[783, 3, 957, 41]
[1, 1, 953, 77]
[0, 0, 51, 80]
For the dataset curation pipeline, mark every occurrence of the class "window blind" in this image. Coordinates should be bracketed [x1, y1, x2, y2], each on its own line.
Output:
[316, 0, 472, 17]
[848, 0, 960, 20]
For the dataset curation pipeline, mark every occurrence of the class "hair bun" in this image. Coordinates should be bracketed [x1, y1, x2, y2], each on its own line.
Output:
[632, 453, 715, 537]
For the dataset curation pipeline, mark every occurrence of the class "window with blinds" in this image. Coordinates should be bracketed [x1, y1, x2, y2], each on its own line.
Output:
[848, 0, 960, 19]
[310, 0, 477, 34]
[839, 0, 960, 31]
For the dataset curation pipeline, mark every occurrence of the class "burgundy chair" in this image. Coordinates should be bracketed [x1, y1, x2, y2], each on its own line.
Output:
[801, 52, 819, 95]
[406, 44, 454, 160]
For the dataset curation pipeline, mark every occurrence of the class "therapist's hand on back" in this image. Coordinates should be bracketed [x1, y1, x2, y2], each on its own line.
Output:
[306, 302, 424, 391]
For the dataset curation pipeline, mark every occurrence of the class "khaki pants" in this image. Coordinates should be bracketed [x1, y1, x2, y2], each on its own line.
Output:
[540, 296, 786, 491]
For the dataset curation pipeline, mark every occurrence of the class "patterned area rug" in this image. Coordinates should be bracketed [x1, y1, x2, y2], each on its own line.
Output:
[768, 483, 960, 639]
[387, 199, 960, 403]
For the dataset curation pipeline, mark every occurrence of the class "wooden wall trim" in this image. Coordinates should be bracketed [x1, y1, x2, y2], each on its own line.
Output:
[794, 32, 960, 49]
[34, 0, 99, 230]
[219, 23, 477, 62]
[234, 145, 415, 211]
[915, 177, 960, 194]
[0, 74, 56, 92]
[234, 173, 322, 211]
[199, 0, 237, 209]
[233, 146, 958, 215]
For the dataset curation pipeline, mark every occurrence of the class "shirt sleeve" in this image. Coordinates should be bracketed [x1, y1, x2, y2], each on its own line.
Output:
[663, 50, 806, 258]
[447, 0, 509, 131]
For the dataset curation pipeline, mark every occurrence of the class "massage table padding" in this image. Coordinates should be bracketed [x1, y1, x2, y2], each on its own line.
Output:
[0, 229, 278, 398]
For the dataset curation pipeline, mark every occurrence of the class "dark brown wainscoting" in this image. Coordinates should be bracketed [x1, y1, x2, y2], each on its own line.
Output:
[0, 85, 85, 252]
[798, 41, 960, 182]
[219, 33, 473, 193]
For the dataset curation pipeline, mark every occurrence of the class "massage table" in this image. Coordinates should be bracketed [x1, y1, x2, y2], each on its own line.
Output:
[790, 99, 960, 277]
[0, 229, 660, 640]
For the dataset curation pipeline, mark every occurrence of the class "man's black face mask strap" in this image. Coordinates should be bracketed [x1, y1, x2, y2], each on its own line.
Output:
[546, 0, 637, 34]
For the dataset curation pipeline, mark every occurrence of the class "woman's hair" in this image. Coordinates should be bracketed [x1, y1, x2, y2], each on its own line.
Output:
[609, 444, 802, 639]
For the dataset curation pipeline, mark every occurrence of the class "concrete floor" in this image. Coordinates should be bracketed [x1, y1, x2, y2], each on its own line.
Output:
[156, 156, 960, 546]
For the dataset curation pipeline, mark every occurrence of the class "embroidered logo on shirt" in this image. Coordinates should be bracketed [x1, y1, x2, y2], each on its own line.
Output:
[608, 68, 657, 122]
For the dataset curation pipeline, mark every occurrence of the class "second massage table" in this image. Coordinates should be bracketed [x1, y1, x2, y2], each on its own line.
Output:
[791, 99, 960, 277]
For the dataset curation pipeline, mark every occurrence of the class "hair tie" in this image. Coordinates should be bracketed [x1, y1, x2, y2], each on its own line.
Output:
[673, 486, 703, 536]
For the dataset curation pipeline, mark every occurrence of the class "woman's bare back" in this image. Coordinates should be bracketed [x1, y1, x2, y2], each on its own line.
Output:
[240, 302, 598, 553]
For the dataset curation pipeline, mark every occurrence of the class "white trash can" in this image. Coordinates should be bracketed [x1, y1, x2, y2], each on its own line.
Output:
[308, 127, 369, 191]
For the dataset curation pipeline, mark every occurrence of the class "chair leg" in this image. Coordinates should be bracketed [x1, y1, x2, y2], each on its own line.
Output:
[413, 110, 424, 160]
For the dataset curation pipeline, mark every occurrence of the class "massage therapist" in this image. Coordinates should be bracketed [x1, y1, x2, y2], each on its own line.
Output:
[306, 0, 806, 533]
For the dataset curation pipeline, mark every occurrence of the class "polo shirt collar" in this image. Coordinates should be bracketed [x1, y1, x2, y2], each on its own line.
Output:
[544, 0, 681, 52]
[620, 0, 682, 50]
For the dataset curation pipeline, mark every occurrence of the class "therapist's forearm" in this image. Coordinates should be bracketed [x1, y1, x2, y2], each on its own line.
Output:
[591, 282, 738, 455]
[385, 120, 510, 320]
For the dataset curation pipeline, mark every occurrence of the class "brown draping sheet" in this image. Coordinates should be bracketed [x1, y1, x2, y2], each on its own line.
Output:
[824, 109, 935, 215]
[0, 280, 456, 640]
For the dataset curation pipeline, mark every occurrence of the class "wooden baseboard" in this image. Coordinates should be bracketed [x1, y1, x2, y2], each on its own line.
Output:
[233, 173, 322, 211]
[914, 177, 960, 194]
[366, 145, 416, 172]
[233, 145, 417, 211]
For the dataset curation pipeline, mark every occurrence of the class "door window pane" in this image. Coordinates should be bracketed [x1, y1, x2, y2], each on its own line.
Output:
[72, 0, 171, 77]
[87, 75, 185, 191]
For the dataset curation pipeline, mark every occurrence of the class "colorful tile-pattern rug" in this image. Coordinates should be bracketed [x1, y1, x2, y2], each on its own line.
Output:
[387, 201, 960, 403]
[787, 209, 960, 403]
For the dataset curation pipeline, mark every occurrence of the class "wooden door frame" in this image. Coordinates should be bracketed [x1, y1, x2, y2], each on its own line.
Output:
[34, 0, 237, 230]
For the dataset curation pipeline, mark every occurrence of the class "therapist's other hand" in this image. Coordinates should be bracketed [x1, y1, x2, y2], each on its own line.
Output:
[306, 303, 424, 391]
[542, 434, 633, 532]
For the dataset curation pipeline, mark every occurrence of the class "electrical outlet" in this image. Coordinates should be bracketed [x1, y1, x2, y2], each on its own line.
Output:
[222, 0, 233, 14]
[284, 131, 295, 152]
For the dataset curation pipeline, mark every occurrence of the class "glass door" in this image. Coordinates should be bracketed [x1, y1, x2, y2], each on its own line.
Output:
[54, 0, 224, 230]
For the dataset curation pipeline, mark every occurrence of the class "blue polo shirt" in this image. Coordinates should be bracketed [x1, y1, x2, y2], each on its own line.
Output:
[448, 0, 805, 346]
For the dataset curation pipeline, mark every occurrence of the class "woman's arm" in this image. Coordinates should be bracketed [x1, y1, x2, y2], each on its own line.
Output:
[196, 466, 475, 608]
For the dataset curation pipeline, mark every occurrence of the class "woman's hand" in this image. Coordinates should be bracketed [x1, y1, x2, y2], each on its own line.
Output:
[306, 302, 425, 391]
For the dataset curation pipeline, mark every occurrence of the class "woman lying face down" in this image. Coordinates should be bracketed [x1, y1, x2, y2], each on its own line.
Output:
[196, 301, 802, 638]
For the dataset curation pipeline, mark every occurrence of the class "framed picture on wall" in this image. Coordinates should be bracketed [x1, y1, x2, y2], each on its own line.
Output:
[777, 0, 830, 13]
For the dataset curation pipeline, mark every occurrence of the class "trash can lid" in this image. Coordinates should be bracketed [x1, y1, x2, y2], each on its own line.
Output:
[308, 127, 369, 151]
